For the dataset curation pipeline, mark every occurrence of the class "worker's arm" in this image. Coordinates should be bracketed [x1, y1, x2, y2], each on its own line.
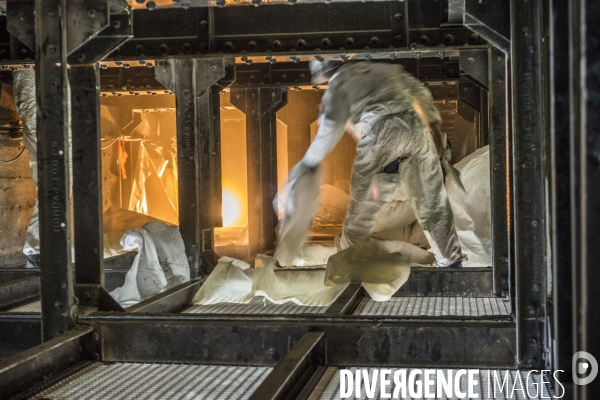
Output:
[402, 69, 448, 159]
[301, 79, 349, 168]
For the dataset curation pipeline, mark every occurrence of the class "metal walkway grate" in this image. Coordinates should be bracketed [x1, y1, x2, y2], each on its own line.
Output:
[353, 296, 511, 317]
[184, 296, 328, 315]
[5, 300, 41, 313]
[305, 367, 556, 399]
[19, 362, 272, 400]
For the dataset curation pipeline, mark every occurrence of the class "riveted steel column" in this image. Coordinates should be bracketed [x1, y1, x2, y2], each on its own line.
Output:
[156, 59, 200, 277]
[511, 0, 548, 369]
[231, 87, 288, 258]
[489, 47, 510, 297]
[35, 0, 76, 340]
[196, 59, 232, 270]
[70, 65, 104, 287]
[156, 58, 230, 276]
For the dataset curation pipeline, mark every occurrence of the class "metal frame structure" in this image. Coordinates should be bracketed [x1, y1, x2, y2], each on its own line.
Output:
[0, 0, 598, 398]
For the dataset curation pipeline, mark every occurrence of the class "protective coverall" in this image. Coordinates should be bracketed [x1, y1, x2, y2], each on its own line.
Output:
[280, 61, 464, 267]
[13, 70, 39, 260]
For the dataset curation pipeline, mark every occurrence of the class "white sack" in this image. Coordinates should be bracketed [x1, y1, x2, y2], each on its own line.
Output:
[110, 221, 190, 307]
[446, 146, 492, 268]
[191, 257, 253, 305]
[274, 166, 323, 266]
[279, 244, 339, 268]
[326, 239, 434, 301]
[252, 255, 347, 306]
[316, 184, 351, 223]
[192, 255, 346, 307]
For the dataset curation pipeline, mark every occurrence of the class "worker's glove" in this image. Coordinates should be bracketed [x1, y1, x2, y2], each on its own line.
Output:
[433, 128, 466, 192]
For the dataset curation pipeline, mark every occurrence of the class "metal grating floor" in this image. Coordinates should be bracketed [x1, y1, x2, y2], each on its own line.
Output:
[306, 367, 556, 399]
[16, 362, 272, 400]
[353, 296, 511, 317]
[184, 296, 329, 315]
[5, 300, 41, 313]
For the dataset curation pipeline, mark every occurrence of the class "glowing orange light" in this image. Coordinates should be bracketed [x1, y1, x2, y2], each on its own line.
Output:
[222, 189, 242, 227]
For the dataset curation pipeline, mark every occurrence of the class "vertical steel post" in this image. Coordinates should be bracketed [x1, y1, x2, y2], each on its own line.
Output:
[571, 0, 600, 397]
[489, 47, 510, 298]
[231, 87, 288, 258]
[156, 59, 200, 278]
[196, 61, 224, 268]
[70, 65, 104, 287]
[549, 0, 573, 385]
[35, 0, 76, 340]
[155, 58, 230, 277]
[211, 86, 224, 229]
[510, 0, 548, 369]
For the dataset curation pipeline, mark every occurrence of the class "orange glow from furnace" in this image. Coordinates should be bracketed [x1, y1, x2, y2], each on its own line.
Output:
[222, 189, 242, 227]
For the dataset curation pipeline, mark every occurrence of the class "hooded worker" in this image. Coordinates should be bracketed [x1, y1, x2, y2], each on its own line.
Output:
[12, 69, 40, 268]
[275, 60, 465, 268]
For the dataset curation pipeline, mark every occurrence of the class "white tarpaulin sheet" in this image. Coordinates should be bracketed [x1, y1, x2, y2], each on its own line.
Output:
[110, 221, 190, 307]
[446, 146, 492, 268]
[192, 254, 347, 307]
[325, 239, 435, 301]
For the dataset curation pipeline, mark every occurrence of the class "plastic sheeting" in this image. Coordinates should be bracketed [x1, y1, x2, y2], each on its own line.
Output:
[128, 142, 178, 225]
[325, 239, 434, 301]
[273, 165, 323, 267]
[192, 255, 347, 307]
[13, 70, 40, 256]
[446, 146, 492, 268]
[110, 221, 190, 307]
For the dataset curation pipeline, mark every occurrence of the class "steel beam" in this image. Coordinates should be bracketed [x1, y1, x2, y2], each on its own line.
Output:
[126, 278, 204, 314]
[70, 65, 104, 287]
[459, 49, 489, 90]
[510, 0, 548, 369]
[230, 87, 288, 257]
[548, 0, 573, 389]
[464, 0, 510, 52]
[0, 326, 92, 399]
[394, 267, 493, 297]
[35, 0, 76, 341]
[0, 277, 39, 311]
[323, 284, 363, 316]
[569, 0, 600, 397]
[155, 58, 233, 276]
[250, 331, 324, 400]
[489, 47, 510, 298]
[83, 315, 516, 368]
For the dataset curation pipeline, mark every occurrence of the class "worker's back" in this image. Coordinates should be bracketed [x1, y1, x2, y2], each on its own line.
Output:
[329, 61, 428, 130]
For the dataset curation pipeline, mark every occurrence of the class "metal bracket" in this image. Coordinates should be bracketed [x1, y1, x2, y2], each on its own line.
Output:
[6, 0, 35, 51]
[464, 0, 510, 52]
[75, 284, 125, 314]
[458, 80, 481, 119]
[7, 0, 132, 63]
[67, 0, 133, 65]
[460, 49, 489, 90]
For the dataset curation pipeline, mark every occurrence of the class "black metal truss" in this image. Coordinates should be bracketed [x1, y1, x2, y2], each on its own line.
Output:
[0, 1, 483, 63]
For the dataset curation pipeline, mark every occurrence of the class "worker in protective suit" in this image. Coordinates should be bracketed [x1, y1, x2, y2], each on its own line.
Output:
[276, 60, 464, 268]
[13, 69, 40, 268]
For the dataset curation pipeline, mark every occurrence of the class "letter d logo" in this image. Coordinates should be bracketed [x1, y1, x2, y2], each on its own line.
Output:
[572, 351, 598, 385]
